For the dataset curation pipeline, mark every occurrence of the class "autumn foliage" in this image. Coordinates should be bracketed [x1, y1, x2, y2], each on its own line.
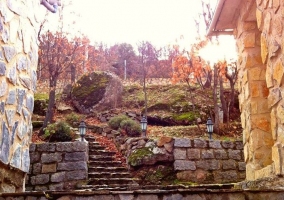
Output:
[172, 38, 212, 88]
[38, 31, 94, 81]
[38, 31, 95, 133]
[171, 36, 238, 131]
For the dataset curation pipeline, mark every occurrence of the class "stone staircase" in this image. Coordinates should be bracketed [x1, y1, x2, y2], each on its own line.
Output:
[81, 135, 140, 191]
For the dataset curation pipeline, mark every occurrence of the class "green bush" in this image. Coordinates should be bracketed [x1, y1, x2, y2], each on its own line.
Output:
[108, 114, 129, 130]
[44, 121, 74, 142]
[120, 118, 142, 137]
[66, 113, 81, 126]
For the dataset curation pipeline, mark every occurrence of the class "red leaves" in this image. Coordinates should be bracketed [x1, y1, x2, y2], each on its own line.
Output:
[171, 37, 212, 87]
[89, 132, 127, 166]
[38, 31, 95, 80]
[85, 116, 127, 166]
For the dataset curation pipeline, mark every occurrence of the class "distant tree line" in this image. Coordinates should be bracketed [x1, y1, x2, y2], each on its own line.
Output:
[38, 38, 177, 83]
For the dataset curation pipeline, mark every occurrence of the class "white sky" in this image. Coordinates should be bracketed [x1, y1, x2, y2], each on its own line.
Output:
[43, 0, 237, 62]
[71, 0, 211, 47]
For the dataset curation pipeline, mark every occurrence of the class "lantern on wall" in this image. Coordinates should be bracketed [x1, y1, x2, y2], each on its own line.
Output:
[206, 118, 214, 140]
[140, 116, 147, 137]
[78, 121, 87, 141]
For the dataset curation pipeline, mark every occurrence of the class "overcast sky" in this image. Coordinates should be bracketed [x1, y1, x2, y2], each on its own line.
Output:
[43, 0, 236, 62]
[70, 0, 215, 47]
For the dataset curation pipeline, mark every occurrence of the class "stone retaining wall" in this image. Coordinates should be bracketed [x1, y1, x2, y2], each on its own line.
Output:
[2, 189, 284, 200]
[173, 138, 245, 183]
[90, 123, 246, 184]
[25, 141, 88, 191]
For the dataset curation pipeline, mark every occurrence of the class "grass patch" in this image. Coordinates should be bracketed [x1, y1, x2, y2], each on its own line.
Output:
[173, 112, 200, 122]
[173, 179, 198, 186]
[34, 93, 49, 100]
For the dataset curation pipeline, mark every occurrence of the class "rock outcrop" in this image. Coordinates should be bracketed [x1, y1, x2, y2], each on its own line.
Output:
[71, 71, 123, 114]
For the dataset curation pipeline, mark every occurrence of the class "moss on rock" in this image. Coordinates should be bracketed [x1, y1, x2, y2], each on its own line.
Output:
[72, 72, 110, 108]
[71, 71, 123, 113]
[128, 147, 153, 166]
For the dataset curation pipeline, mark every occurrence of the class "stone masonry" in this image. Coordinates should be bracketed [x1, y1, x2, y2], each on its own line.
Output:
[3, 190, 284, 200]
[26, 141, 88, 191]
[173, 138, 245, 184]
[0, 0, 41, 192]
[235, 0, 273, 181]
[99, 120, 246, 185]
[234, 0, 284, 181]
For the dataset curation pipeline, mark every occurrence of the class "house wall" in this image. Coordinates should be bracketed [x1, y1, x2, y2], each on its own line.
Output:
[0, 0, 41, 192]
[235, 0, 284, 181]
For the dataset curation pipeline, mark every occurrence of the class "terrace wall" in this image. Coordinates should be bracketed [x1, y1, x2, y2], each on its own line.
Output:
[121, 136, 246, 184]
[25, 141, 88, 191]
[2, 190, 284, 200]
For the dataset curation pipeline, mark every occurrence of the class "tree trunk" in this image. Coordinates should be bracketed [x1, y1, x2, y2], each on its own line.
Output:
[204, 71, 212, 88]
[229, 78, 235, 111]
[219, 77, 229, 125]
[213, 64, 219, 134]
[71, 65, 76, 84]
[40, 78, 57, 135]
[143, 65, 148, 118]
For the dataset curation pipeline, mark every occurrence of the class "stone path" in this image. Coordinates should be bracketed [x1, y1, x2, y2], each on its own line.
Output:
[80, 135, 140, 191]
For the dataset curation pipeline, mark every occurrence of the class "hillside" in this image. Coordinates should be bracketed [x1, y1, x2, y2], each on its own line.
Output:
[120, 83, 242, 141]
[33, 82, 242, 141]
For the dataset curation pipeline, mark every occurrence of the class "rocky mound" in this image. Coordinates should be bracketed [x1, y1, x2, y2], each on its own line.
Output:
[71, 71, 123, 114]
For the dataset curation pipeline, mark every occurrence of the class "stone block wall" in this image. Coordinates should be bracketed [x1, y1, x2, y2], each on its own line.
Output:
[26, 141, 88, 191]
[0, 0, 42, 192]
[233, 0, 284, 181]
[98, 122, 246, 184]
[173, 138, 245, 183]
[3, 190, 284, 200]
[254, 0, 284, 180]
[235, 0, 273, 181]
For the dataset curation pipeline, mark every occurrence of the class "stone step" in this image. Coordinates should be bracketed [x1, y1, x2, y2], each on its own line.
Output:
[85, 136, 96, 141]
[88, 177, 139, 185]
[89, 155, 114, 161]
[88, 172, 131, 178]
[88, 166, 129, 173]
[88, 144, 105, 150]
[88, 160, 124, 167]
[89, 149, 116, 156]
[80, 183, 140, 191]
[88, 143, 101, 147]
[84, 133, 140, 189]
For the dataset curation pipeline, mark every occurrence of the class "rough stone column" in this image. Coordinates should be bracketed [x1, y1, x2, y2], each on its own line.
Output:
[235, 0, 273, 181]
[0, 0, 40, 192]
[255, 1, 284, 178]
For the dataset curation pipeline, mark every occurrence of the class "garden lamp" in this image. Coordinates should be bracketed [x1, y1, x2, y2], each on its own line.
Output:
[79, 120, 87, 141]
[206, 118, 214, 140]
[140, 116, 147, 137]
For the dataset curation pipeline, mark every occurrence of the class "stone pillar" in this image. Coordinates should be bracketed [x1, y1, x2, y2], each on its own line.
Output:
[255, 1, 284, 178]
[235, 0, 273, 181]
[0, 0, 40, 192]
